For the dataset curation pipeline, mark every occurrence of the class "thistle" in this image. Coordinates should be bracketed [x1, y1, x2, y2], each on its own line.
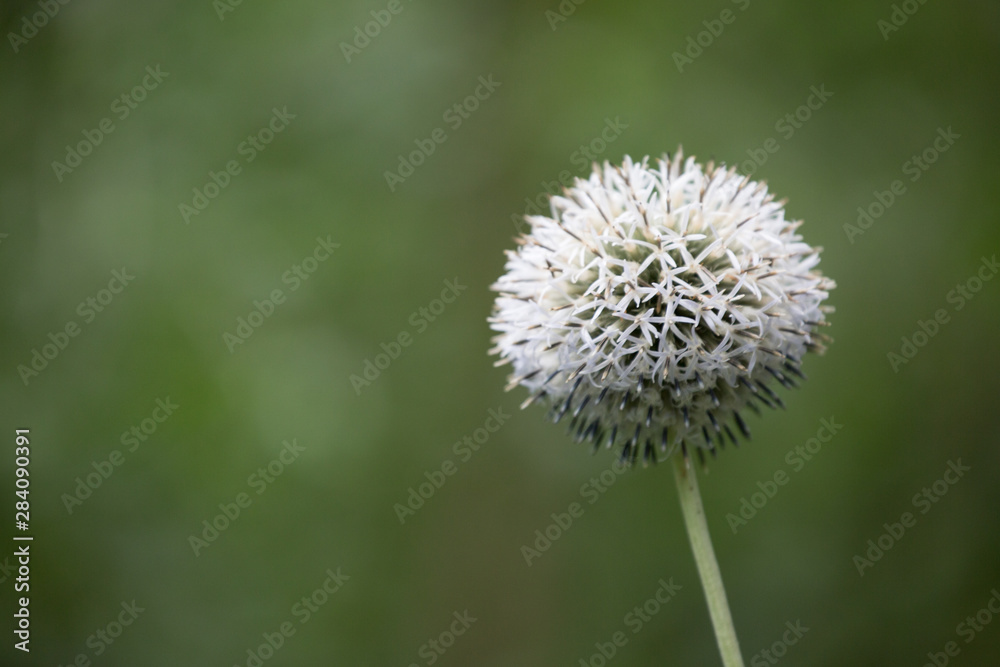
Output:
[489, 151, 834, 666]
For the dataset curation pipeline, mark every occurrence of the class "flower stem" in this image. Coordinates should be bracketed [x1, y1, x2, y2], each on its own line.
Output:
[671, 452, 745, 667]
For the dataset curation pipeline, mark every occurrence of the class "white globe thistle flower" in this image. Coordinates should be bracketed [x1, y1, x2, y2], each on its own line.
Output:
[489, 151, 835, 465]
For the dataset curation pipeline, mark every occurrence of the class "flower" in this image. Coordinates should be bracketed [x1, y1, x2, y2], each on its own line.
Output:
[489, 151, 835, 465]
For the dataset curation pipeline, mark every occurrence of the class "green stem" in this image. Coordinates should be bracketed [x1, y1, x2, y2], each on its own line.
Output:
[671, 452, 745, 667]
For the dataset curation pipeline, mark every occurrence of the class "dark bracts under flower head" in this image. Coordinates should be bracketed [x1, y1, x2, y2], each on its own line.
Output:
[489, 152, 835, 465]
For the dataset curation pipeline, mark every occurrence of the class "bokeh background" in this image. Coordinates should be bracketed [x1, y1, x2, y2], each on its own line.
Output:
[2, 1, 999, 665]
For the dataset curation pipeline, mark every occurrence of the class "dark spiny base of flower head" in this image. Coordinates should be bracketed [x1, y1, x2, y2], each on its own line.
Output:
[535, 359, 808, 468]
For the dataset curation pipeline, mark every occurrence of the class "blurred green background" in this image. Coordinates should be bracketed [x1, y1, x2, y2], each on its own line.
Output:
[2, 0, 999, 665]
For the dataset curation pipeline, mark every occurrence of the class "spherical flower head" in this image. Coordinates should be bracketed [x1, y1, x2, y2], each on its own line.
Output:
[489, 151, 835, 465]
